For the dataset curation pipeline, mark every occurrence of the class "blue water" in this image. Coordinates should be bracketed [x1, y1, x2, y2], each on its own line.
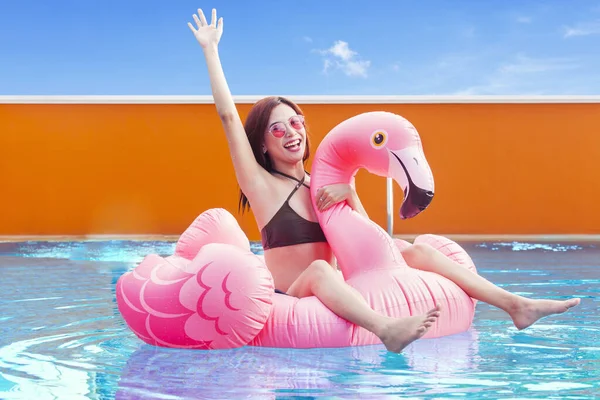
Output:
[0, 240, 598, 399]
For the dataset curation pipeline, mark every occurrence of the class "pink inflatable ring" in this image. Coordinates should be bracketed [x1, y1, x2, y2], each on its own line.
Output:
[116, 111, 478, 349]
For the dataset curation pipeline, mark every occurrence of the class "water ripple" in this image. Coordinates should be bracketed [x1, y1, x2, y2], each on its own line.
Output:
[475, 242, 585, 252]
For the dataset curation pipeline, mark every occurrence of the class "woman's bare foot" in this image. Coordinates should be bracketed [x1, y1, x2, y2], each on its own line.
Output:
[510, 297, 581, 330]
[378, 305, 442, 353]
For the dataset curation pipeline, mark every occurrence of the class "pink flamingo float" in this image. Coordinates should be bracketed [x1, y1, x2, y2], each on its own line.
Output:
[116, 111, 478, 349]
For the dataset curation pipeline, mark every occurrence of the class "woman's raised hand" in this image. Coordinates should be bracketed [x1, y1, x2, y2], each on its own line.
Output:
[187, 8, 223, 49]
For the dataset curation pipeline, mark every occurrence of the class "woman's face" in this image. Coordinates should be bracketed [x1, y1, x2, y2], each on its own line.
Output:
[263, 104, 306, 166]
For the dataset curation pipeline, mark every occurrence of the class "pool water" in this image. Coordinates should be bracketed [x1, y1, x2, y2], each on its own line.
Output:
[0, 240, 598, 399]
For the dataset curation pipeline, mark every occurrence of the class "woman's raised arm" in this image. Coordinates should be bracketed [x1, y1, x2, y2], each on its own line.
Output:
[188, 8, 268, 195]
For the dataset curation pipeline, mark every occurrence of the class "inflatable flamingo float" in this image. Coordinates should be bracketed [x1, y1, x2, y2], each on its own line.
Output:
[116, 111, 479, 349]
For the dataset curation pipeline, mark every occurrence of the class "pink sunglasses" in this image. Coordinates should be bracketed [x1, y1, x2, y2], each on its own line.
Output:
[268, 115, 305, 138]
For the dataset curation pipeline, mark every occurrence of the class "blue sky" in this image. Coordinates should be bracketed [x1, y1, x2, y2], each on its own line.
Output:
[1, 0, 600, 95]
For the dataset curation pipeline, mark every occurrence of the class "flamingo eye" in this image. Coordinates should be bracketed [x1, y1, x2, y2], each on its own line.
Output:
[370, 130, 387, 149]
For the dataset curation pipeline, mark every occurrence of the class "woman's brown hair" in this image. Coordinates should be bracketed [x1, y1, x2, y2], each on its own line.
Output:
[238, 96, 311, 214]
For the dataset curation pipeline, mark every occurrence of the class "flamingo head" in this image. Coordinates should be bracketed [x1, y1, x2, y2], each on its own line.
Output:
[332, 111, 435, 219]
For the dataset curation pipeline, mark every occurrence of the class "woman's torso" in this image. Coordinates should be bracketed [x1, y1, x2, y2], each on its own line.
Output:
[252, 173, 335, 292]
[264, 242, 334, 292]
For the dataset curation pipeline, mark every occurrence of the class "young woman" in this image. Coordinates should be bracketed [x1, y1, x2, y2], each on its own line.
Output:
[187, 8, 580, 353]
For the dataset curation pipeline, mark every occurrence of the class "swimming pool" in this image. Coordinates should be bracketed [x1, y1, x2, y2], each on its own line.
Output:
[0, 239, 597, 399]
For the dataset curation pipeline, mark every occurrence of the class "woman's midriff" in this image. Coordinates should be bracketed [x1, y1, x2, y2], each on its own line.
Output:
[263, 241, 335, 293]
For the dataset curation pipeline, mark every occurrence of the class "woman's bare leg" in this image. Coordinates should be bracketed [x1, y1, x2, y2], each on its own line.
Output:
[401, 243, 581, 330]
[286, 260, 441, 353]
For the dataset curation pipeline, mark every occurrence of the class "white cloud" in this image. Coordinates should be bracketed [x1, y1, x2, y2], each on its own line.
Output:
[516, 16, 532, 24]
[327, 40, 356, 61]
[303, 36, 313, 43]
[315, 40, 371, 78]
[563, 20, 600, 37]
[455, 54, 580, 95]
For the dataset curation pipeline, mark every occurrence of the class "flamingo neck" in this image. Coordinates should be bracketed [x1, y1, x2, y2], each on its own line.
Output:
[310, 142, 359, 205]
[310, 138, 400, 277]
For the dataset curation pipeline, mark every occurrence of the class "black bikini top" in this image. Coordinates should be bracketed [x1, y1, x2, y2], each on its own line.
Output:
[260, 171, 327, 250]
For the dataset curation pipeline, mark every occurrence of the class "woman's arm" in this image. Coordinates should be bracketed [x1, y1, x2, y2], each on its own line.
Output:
[316, 183, 369, 219]
[188, 9, 268, 196]
[346, 187, 369, 219]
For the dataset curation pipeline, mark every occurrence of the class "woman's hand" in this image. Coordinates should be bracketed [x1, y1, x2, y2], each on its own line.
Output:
[316, 183, 369, 218]
[316, 184, 353, 211]
[187, 8, 223, 50]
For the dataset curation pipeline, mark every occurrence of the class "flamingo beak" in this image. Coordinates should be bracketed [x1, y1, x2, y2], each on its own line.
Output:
[388, 147, 435, 219]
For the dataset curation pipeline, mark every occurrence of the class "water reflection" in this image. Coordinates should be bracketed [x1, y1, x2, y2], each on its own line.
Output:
[115, 330, 480, 399]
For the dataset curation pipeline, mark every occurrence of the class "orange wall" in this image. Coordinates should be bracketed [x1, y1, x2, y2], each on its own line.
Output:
[1, 100, 599, 238]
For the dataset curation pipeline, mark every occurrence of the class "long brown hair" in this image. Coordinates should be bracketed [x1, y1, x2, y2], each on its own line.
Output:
[238, 96, 311, 214]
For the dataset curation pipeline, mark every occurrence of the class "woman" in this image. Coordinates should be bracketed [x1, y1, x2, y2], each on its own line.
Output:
[187, 8, 580, 353]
